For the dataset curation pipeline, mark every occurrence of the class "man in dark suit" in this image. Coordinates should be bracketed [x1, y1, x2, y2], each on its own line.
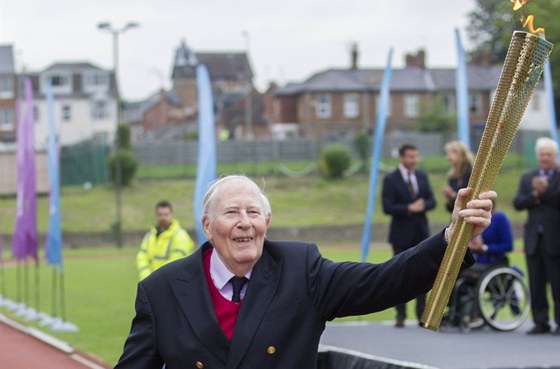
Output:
[513, 137, 560, 335]
[382, 144, 436, 327]
[115, 175, 495, 369]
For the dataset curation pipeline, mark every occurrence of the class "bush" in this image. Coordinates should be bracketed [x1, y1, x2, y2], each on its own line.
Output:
[318, 144, 352, 179]
[116, 124, 132, 149]
[353, 131, 370, 163]
[353, 131, 370, 173]
[108, 149, 138, 186]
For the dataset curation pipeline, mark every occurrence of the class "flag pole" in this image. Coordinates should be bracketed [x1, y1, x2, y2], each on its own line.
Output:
[360, 48, 393, 262]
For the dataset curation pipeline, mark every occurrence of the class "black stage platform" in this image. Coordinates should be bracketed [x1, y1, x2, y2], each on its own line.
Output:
[320, 320, 559, 369]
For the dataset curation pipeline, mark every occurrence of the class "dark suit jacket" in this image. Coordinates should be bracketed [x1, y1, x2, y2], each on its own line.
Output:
[115, 233, 461, 369]
[513, 168, 560, 256]
[382, 168, 436, 248]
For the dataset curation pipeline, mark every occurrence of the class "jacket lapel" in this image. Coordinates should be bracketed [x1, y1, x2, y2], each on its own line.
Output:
[226, 245, 282, 369]
[170, 244, 230, 365]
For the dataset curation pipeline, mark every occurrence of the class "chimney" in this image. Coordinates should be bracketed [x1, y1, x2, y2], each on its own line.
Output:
[351, 43, 359, 70]
[470, 49, 493, 67]
[405, 49, 426, 69]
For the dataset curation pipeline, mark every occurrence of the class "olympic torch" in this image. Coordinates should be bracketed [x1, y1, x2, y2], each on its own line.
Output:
[420, 30, 553, 331]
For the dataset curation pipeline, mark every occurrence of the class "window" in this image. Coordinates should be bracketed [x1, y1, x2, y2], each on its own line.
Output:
[344, 94, 359, 118]
[87, 73, 108, 86]
[62, 105, 71, 121]
[0, 76, 14, 98]
[92, 100, 108, 120]
[375, 95, 392, 117]
[443, 94, 455, 113]
[404, 94, 419, 118]
[315, 94, 331, 119]
[469, 93, 482, 113]
[0, 107, 14, 131]
[50, 75, 68, 86]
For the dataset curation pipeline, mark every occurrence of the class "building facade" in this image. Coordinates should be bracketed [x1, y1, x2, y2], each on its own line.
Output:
[0, 45, 17, 143]
[30, 62, 118, 148]
[269, 49, 550, 138]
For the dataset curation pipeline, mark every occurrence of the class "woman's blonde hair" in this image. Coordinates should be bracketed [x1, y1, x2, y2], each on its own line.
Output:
[445, 140, 474, 180]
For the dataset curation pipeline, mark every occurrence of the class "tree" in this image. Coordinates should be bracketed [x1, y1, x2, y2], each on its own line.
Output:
[466, 0, 515, 64]
[108, 123, 137, 186]
[116, 123, 132, 150]
[467, 0, 560, 121]
[417, 94, 454, 133]
[353, 131, 370, 173]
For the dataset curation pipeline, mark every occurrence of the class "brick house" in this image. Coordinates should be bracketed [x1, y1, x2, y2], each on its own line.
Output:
[268, 48, 549, 138]
[171, 40, 266, 139]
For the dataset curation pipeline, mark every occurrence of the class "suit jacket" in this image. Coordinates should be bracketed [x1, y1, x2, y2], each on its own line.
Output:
[513, 168, 560, 256]
[382, 168, 436, 248]
[115, 233, 464, 369]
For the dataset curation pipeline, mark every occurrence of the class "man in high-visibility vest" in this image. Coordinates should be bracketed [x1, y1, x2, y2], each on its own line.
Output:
[136, 200, 195, 280]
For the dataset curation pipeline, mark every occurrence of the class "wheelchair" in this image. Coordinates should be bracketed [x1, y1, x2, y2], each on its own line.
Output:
[441, 264, 530, 332]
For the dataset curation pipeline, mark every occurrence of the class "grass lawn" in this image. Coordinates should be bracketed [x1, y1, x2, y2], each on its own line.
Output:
[0, 152, 541, 364]
[0, 243, 529, 366]
[0, 153, 531, 235]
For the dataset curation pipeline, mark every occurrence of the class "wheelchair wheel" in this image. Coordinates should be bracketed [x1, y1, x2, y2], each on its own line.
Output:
[476, 267, 530, 331]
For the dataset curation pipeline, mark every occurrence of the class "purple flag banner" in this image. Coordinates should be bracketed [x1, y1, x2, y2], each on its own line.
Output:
[12, 77, 38, 261]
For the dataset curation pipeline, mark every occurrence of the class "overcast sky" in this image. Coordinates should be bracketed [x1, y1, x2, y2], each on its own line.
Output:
[0, 0, 476, 101]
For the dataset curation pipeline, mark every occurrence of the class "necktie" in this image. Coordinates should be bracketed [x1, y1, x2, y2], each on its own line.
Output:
[230, 276, 248, 303]
[407, 171, 416, 197]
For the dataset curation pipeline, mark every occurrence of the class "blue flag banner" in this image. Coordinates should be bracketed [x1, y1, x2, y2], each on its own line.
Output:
[455, 28, 470, 149]
[360, 48, 393, 262]
[541, 35, 559, 151]
[45, 80, 63, 267]
[193, 64, 217, 244]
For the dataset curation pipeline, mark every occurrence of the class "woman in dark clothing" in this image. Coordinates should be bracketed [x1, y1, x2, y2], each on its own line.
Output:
[442, 140, 474, 213]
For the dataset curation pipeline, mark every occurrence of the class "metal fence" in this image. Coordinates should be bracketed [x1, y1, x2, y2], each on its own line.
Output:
[0, 129, 551, 195]
[131, 130, 549, 166]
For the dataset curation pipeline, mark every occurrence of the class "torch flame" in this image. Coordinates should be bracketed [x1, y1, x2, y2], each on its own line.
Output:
[522, 15, 545, 34]
[511, 0, 545, 35]
[511, 0, 524, 11]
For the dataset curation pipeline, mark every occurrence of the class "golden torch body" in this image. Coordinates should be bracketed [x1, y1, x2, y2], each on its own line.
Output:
[420, 31, 553, 331]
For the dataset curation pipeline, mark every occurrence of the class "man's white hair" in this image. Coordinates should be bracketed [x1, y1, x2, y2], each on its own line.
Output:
[535, 137, 558, 155]
[202, 175, 271, 218]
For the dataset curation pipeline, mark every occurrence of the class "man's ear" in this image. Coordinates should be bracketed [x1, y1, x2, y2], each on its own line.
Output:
[202, 215, 212, 241]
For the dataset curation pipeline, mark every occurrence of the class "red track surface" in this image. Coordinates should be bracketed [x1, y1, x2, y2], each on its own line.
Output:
[0, 318, 110, 369]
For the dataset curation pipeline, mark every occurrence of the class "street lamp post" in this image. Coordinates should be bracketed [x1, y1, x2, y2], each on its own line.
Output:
[242, 30, 253, 141]
[97, 21, 139, 247]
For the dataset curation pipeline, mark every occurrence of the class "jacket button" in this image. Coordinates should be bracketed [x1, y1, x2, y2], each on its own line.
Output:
[267, 346, 276, 355]
[195, 361, 204, 368]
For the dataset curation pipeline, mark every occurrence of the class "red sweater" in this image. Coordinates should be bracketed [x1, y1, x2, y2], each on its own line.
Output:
[203, 249, 243, 340]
